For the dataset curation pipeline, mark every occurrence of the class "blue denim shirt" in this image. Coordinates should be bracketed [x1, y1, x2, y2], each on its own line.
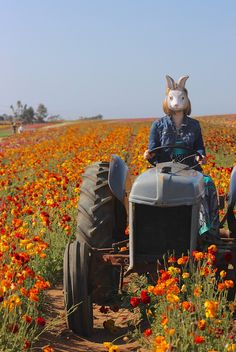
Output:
[148, 115, 205, 167]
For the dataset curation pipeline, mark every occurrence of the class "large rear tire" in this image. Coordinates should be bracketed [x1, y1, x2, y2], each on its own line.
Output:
[76, 161, 127, 302]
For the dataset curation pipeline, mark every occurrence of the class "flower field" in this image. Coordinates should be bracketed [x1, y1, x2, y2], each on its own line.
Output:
[0, 115, 236, 351]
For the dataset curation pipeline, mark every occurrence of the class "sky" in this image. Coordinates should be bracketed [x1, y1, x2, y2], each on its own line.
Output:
[0, 0, 236, 119]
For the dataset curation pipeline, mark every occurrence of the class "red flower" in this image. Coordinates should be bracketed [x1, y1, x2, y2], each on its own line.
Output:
[36, 316, 46, 327]
[194, 335, 205, 344]
[62, 214, 71, 222]
[130, 297, 141, 308]
[23, 315, 32, 324]
[140, 290, 151, 304]
[144, 328, 152, 337]
[23, 340, 31, 349]
[160, 270, 171, 281]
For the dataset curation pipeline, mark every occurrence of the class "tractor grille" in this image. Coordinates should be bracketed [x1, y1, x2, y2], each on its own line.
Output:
[134, 204, 192, 257]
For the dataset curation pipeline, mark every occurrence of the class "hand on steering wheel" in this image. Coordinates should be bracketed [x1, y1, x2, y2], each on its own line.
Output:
[144, 145, 204, 165]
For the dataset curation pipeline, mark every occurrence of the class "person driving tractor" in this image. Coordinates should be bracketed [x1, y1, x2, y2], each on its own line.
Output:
[144, 75, 220, 238]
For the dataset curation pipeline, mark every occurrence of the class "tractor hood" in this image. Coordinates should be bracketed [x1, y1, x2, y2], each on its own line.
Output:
[129, 162, 205, 206]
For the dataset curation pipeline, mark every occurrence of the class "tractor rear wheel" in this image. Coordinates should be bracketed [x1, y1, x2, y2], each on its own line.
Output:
[76, 161, 127, 302]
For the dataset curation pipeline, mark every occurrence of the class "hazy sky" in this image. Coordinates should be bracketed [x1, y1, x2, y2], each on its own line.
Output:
[0, 0, 236, 119]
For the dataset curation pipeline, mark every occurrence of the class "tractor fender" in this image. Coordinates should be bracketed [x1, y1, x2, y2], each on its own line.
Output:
[108, 155, 128, 204]
[228, 166, 236, 209]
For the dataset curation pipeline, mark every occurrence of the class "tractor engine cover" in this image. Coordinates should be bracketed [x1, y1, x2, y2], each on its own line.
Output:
[129, 162, 205, 206]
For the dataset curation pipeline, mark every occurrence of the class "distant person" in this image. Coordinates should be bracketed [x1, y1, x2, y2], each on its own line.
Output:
[18, 124, 24, 134]
[12, 122, 17, 134]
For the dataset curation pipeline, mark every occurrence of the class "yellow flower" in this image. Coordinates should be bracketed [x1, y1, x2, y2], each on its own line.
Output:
[182, 272, 190, 279]
[220, 270, 226, 278]
[109, 346, 119, 352]
[166, 293, 179, 303]
[197, 319, 206, 330]
[155, 335, 170, 352]
[181, 284, 187, 293]
[204, 300, 218, 319]
[148, 285, 154, 293]
[168, 266, 180, 275]
[103, 342, 112, 349]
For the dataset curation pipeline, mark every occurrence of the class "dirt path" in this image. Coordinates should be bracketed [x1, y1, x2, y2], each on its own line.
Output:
[36, 285, 140, 352]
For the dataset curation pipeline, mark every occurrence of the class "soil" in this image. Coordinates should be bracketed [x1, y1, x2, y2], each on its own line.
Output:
[35, 285, 141, 352]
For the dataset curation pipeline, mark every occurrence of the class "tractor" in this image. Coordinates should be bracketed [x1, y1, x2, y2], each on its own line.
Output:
[63, 145, 236, 336]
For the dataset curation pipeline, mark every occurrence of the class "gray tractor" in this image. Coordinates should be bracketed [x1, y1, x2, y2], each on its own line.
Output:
[63, 145, 236, 336]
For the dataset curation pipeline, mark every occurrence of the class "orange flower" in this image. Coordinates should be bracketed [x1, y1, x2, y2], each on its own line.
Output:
[224, 280, 234, 289]
[34, 280, 50, 290]
[29, 288, 39, 302]
[155, 335, 170, 352]
[161, 314, 168, 326]
[42, 347, 54, 352]
[218, 282, 226, 291]
[194, 286, 202, 297]
[205, 300, 218, 318]
[192, 251, 204, 261]
[182, 301, 195, 312]
[153, 283, 165, 296]
[167, 328, 175, 336]
[168, 255, 177, 263]
[198, 319, 206, 330]
[177, 256, 189, 265]
[208, 244, 217, 254]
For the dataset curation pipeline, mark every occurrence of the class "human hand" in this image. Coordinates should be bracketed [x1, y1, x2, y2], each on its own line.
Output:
[144, 149, 155, 160]
[196, 154, 206, 165]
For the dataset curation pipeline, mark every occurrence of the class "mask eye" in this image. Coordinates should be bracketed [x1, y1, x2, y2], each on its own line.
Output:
[169, 96, 173, 101]
[182, 96, 185, 100]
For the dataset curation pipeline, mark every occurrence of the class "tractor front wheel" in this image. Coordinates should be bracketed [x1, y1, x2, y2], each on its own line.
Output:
[63, 240, 93, 336]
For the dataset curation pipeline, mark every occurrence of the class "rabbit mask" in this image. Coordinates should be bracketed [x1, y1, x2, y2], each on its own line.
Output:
[163, 75, 191, 115]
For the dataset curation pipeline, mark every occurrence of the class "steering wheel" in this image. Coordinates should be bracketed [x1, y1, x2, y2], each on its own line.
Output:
[149, 145, 203, 164]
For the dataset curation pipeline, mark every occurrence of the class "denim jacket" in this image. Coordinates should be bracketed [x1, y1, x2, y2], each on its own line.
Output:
[148, 115, 205, 167]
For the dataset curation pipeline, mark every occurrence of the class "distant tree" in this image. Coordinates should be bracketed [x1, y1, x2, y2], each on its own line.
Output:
[22, 106, 35, 124]
[36, 104, 48, 122]
[10, 100, 27, 120]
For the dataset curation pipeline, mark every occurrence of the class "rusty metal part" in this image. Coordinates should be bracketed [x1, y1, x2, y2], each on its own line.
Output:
[102, 254, 129, 266]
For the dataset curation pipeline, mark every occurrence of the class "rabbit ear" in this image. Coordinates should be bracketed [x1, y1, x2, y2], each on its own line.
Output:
[165, 75, 175, 90]
[178, 75, 189, 89]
